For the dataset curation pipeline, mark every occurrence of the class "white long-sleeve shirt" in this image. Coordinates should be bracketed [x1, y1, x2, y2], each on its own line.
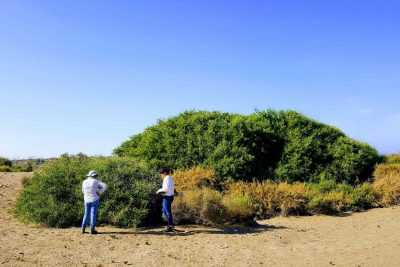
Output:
[82, 177, 107, 203]
[157, 175, 175, 196]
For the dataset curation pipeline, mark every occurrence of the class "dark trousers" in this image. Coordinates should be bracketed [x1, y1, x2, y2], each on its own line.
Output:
[162, 196, 174, 226]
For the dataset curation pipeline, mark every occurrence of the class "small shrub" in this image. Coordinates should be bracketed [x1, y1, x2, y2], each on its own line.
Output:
[200, 189, 225, 225]
[172, 188, 255, 225]
[227, 181, 272, 218]
[0, 157, 12, 167]
[173, 188, 224, 225]
[21, 176, 31, 186]
[349, 183, 377, 210]
[0, 165, 12, 172]
[172, 190, 203, 224]
[310, 179, 339, 193]
[276, 183, 309, 216]
[307, 191, 352, 214]
[222, 193, 255, 224]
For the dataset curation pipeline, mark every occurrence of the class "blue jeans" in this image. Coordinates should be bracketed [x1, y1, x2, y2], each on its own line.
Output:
[162, 196, 174, 227]
[81, 200, 99, 230]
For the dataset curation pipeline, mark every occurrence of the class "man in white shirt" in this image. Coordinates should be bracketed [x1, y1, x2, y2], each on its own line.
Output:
[156, 168, 175, 232]
[81, 170, 107, 234]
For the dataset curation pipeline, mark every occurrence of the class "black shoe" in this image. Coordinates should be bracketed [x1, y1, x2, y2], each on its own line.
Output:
[165, 226, 175, 233]
[90, 229, 98, 235]
[81, 228, 86, 234]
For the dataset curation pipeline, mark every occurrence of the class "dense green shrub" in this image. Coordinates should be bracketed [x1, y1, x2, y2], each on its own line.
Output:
[115, 110, 380, 184]
[0, 156, 12, 167]
[115, 111, 284, 182]
[16, 154, 160, 228]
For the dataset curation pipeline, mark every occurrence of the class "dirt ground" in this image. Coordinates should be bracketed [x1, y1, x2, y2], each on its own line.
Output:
[1, 172, 400, 267]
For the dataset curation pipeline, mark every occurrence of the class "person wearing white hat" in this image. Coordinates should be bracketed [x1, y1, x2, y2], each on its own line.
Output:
[81, 170, 107, 234]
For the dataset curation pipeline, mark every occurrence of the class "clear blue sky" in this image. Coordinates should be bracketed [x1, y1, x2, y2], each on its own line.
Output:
[1, 1, 399, 159]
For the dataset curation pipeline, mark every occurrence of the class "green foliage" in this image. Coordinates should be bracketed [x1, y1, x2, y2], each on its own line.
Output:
[0, 156, 12, 167]
[349, 183, 377, 210]
[115, 111, 283, 182]
[115, 110, 380, 184]
[306, 181, 378, 214]
[0, 157, 44, 172]
[0, 156, 13, 172]
[222, 193, 255, 223]
[0, 165, 12, 172]
[16, 154, 159, 228]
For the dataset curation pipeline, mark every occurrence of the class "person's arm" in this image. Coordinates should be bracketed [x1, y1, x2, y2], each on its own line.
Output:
[97, 181, 107, 195]
[157, 177, 168, 194]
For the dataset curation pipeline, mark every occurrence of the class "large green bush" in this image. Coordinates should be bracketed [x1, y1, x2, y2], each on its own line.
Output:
[115, 111, 284, 182]
[115, 110, 380, 184]
[16, 154, 160, 228]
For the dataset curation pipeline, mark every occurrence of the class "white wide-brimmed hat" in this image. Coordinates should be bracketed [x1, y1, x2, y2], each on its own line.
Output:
[86, 170, 98, 177]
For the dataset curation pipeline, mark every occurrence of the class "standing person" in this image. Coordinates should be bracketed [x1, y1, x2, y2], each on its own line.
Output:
[81, 170, 107, 235]
[156, 168, 175, 232]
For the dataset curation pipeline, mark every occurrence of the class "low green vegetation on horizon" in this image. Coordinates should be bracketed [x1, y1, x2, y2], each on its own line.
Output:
[0, 156, 47, 172]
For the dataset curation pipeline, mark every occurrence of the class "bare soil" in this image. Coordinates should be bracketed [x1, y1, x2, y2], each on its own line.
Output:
[1, 172, 400, 267]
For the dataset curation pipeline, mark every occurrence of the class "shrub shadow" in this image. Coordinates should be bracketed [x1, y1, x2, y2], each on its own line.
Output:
[99, 223, 287, 237]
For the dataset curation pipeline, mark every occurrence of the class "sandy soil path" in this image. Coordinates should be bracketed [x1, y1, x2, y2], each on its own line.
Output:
[1, 172, 400, 267]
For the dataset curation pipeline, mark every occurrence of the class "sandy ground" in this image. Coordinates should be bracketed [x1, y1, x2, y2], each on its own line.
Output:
[1, 173, 400, 267]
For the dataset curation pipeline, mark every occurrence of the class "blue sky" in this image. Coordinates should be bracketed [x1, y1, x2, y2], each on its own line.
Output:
[0, 1, 399, 158]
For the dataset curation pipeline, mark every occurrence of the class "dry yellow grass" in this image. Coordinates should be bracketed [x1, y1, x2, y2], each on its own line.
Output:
[386, 154, 400, 164]
[373, 163, 400, 178]
[373, 161, 400, 206]
[227, 181, 309, 217]
[172, 188, 225, 225]
[173, 166, 216, 191]
[172, 158, 400, 223]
